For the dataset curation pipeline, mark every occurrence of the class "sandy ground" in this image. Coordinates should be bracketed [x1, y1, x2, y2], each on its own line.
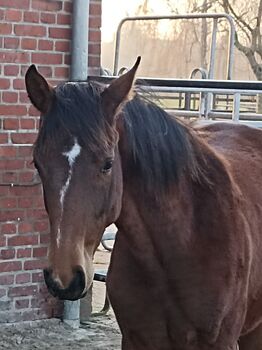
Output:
[0, 248, 122, 350]
[0, 316, 121, 350]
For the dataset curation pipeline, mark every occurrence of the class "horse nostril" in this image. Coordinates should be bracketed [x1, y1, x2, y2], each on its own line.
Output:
[43, 268, 51, 280]
[43, 268, 59, 297]
[43, 268, 52, 286]
[70, 267, 86, 294]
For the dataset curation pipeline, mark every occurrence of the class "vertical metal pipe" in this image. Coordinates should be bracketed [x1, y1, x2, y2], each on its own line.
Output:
[199, 92, 206, 118]
[64, 0, 90, 327]
[113, 19, 126, 75]
[70, 0, 90, 81]
[205, 19, 218, 120]
[208, 18, 218, 79]
[226, 16, 235, 80]
[232, 93, 241, 122]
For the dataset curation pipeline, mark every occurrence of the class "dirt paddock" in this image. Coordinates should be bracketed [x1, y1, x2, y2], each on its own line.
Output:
[0, 249, 122, 350]
[0, 314, 121, 350]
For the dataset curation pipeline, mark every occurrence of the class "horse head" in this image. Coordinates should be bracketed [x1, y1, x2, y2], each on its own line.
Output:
[25, 58, 140, 300]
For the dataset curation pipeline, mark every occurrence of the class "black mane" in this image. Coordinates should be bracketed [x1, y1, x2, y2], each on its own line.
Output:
[35, 81, 204, 189]
[123, 95, 202, 190]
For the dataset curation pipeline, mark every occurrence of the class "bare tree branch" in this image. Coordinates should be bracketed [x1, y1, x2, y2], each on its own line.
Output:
[166, 0, 262, 79]
[217, 0, 262, 79]
[235, 31, 262, 80]
[222, 0, 253, 33]
[219, 0, 252, 41]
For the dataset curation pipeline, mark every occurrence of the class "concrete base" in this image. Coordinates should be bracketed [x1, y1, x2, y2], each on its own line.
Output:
[63, 300, 80, 329]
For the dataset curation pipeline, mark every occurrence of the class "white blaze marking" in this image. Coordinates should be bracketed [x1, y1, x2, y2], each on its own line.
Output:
[63, 140, 82, 168]
[56, 138, 81, 247]
[56, 228, 61, 248]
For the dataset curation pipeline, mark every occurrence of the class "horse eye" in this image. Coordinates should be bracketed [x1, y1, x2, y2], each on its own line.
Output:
[101, 159, 113, 174]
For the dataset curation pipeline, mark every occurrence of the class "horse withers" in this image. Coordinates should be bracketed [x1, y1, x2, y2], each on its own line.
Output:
[25, 58, 262, 350]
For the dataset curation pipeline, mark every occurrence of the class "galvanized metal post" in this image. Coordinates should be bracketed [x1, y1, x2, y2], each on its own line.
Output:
[64, 0, 90, 328]
[226, 15, 235, 80]
[208, 18, 218, 80]
[189, 68, 208, 119]
[232, 93, 241, 122]
[70, 0, 89, 81]
[205, 18, 218, 119]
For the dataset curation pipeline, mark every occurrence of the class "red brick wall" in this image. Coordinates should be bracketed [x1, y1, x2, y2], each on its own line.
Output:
[0, 0, 101, 323]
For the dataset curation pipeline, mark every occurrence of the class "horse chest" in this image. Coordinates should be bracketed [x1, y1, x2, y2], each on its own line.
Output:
[107, 265, 197, 349]
[108, 206, 250, 349]
[107, 232, 233, 350]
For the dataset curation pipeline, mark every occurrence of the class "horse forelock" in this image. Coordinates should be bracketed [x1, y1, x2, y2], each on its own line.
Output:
[34, 81, 117, 154]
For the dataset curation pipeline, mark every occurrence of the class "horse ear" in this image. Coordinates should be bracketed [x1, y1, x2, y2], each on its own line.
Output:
[25, 65, 54, 114]
[101, 56, 141, 121]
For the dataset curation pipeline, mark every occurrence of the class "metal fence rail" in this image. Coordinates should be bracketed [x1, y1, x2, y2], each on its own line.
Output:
[88, 76, 262, 126]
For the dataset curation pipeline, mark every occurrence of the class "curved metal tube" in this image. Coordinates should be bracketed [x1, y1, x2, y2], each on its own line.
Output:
[113, 13, 235, 80]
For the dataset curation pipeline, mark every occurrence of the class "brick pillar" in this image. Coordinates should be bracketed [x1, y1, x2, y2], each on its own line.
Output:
[0, 0, 101, 323]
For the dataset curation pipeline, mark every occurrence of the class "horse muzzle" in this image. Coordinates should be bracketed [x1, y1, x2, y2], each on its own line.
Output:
[43, 267, 86, 301]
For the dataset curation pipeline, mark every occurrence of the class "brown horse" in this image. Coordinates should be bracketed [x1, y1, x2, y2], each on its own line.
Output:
[25, 58, 262, 350]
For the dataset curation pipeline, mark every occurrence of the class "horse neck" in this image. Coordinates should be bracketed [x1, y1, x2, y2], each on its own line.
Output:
[116, 124, 237, 267]
[116, 122, 199, 257]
